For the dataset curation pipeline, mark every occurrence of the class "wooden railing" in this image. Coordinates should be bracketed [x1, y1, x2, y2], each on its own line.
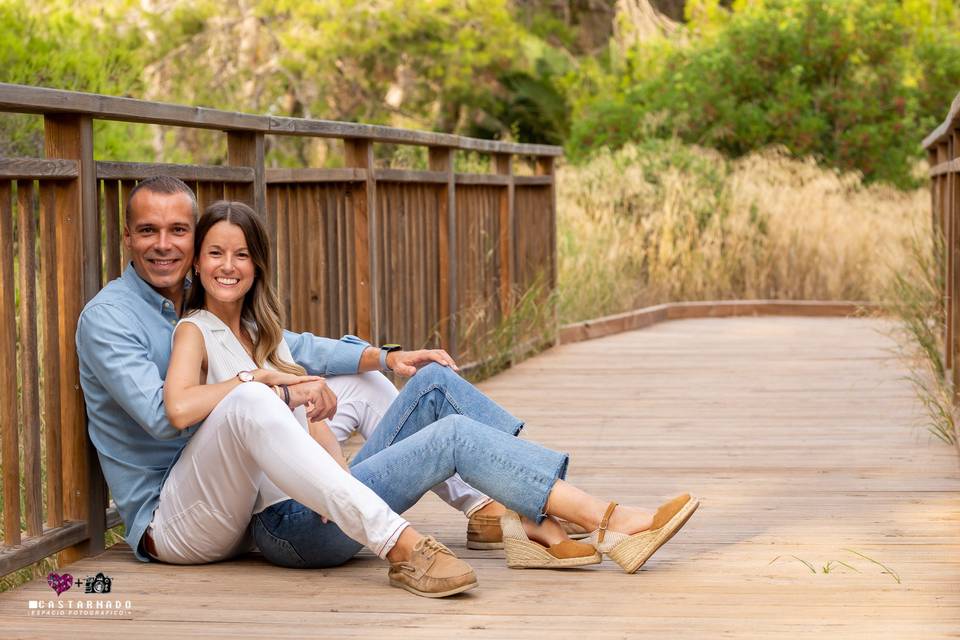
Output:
[924, 91, 960, 396]
[0, 83, 560, 578]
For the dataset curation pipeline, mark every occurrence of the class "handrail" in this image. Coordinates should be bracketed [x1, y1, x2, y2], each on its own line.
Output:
[0, 83, 562, 157]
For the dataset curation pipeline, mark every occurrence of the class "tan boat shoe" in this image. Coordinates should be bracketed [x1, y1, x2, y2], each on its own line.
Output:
[587, 494, 700, 574]
[467, 512, 590, 550]
[501, 510, 601, 569]
[388, 536, 478, 598]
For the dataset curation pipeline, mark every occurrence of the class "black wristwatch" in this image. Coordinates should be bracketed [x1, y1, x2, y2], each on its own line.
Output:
[379, 344, 402, 372]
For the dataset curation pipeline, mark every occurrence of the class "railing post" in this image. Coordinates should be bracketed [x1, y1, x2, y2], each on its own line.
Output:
[344, 139, 378, 342]
[44, 113, 104, 562]
[227, 131, 269, 276]
[429, 147, 458, 358]
[536, 156, 559, 345]
[493, 154, 515, 320]
[951, 131, 960, 398]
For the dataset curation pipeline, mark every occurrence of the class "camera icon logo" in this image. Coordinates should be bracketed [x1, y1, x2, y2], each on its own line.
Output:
[83, 572, 112, 594]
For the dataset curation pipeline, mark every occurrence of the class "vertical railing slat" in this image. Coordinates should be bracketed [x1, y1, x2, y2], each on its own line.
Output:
[17, 181, 43, 538]
[38, 181, 63, 529]
[344, 141, 376, 343]
[429, 147, 456, 356]
[0, 180, 22, 547]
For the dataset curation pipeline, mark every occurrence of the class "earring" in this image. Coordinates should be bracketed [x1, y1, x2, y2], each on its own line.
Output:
[194, 266, 199, 275]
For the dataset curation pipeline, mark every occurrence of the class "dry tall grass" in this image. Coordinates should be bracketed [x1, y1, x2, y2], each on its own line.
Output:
[557, 141, 929, 323]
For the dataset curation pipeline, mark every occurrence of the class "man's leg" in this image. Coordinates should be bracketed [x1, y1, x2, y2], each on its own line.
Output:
[253, 414, 568, 568]
[352, 363, 524, 465]
[326, 371, 493, 516]
[148, 383, 409, 564]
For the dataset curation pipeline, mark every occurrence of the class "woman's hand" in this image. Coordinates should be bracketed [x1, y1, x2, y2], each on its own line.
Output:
[288, 378, 338, 421]
[253, 369, 322, 387]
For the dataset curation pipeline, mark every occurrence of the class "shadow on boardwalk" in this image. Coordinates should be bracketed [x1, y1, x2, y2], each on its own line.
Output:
[1, 316, 957, 639]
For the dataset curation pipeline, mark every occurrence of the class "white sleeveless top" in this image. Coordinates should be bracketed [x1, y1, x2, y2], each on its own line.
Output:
[175, 309, 306, 513]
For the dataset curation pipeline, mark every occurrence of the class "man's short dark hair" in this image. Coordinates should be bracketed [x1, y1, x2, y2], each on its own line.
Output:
[125, 176, 199, 227]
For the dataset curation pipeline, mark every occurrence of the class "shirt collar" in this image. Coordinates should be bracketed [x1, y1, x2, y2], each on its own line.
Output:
[120, 263, 187, 316]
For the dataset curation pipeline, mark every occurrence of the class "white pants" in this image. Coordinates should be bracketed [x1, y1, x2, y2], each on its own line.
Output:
[325, 372, 492, 516]
[148, 383, 408, 564]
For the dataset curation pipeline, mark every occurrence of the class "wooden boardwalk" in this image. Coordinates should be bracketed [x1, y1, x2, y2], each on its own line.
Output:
[1, 316, 958, 638]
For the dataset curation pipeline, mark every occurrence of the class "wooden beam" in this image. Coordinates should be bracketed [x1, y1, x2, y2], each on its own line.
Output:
[0, 83, 562, 157]
[44, 114, 104, 565]
[0, 521, 87, 577]
[17, 181, 43, 538]
[493, 154, 514, 320]
[344, 140, 377, 342]
[266, 168, 366, 184]
[0, 180, 21, 547]
[453, 173, 511, 186]
[374, 168, 448, 184]
[429, 147, 457, 358]
[96, 161, 253, 183]
[0, 158, 77, 179]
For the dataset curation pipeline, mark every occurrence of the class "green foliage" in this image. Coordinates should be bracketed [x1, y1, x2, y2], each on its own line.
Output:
[569, 0, 960, 187]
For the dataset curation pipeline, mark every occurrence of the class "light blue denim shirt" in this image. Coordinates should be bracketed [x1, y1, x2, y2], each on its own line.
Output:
[76, 264, 370, 562]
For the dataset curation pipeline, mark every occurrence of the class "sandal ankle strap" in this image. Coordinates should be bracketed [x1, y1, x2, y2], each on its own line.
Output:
[597, 502, 618, 544]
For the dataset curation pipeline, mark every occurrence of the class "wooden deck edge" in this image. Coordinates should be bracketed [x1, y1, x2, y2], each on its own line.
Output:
[559, 300, 880, 344]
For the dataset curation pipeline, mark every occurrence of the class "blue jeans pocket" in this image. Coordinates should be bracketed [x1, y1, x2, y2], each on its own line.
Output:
[252, 512, 308, 568]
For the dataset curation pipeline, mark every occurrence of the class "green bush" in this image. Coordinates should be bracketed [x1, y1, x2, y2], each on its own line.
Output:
[569, 0, 960, 188]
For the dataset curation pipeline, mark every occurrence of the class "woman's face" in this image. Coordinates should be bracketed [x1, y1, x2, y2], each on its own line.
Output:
[195, 220, 256, 306]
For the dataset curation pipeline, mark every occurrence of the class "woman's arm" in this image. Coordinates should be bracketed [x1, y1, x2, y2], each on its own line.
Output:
[164, 322, 247, 430]
[308, 420, 350, 472]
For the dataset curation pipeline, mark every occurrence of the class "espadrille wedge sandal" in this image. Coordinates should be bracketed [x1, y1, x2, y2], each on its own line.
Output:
[587, 494, 700, 574]
[501, 510, 601, 569]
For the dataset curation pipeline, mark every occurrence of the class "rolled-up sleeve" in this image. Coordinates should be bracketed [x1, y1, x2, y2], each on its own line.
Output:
[77, 304, 181, 441]
[284, 331, 370, 376]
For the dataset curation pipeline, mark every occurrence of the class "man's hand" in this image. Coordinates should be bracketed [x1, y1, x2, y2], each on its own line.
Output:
[288, 378, 338, 421]
[386, 349, 459, 377]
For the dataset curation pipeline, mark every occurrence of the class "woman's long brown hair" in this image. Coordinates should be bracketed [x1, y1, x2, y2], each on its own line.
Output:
[184, 200, 306, 376]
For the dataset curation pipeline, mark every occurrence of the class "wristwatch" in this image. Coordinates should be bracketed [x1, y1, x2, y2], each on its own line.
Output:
[379, 344, 402, 372]
[237, 370, 255, 383]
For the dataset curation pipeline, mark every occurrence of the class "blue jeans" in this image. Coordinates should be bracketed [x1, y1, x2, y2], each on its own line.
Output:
[252, 363, 569, 568]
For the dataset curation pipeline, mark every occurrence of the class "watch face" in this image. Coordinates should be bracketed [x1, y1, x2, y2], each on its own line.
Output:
[238, 370, 254, 383]
[382, 344, 402, 352]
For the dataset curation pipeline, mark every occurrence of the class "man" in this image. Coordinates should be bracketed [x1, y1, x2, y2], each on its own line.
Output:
[76, 176, 516, 578]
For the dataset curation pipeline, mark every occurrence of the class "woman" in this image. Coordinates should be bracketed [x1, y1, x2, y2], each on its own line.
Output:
[162, 201, 699, 597]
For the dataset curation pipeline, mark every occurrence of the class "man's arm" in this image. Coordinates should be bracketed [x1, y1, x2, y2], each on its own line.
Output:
[284, 330, 460, 378]
[283, 331, 369, 376]
[77, 304, 183, 441]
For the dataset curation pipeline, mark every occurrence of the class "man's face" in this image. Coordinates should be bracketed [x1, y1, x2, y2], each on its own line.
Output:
[124, 190, 195, 300]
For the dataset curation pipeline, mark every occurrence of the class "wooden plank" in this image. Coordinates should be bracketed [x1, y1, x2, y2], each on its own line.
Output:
[454, 173, 511, 186]
[429, 148, 456, 356]
[16, 181, 43, 538]
[0, 180, 21, 547]
[266, 167, 367, 184]
[493, 154, 513, 319]
[43, 114, 98, 564]
[536, 157, 558, 345]
[96, 160, 254, 183]
[374, 168, 448, 184]
[0, 84, 563, 157]
[512, 175, 553, 186]
[119, 180, 134, 267]
[0, 158, 77, 179]
[344, 140, 376, 342]
[0, 521, 86, 576]
[226, 131, 265, 215]
[928, 158, 960, 177]
[37, 181, 62, 529]
[102, 180, 121, 282]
